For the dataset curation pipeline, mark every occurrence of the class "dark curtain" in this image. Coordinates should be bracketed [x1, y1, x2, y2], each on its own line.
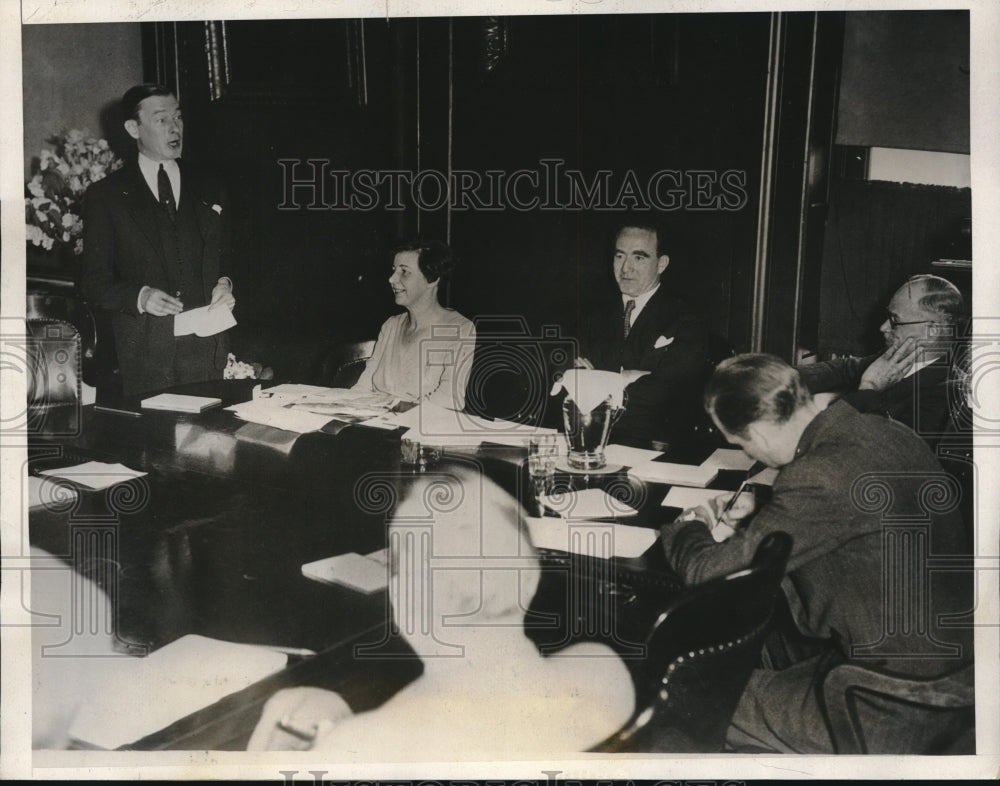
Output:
[816, 179, 971, 356]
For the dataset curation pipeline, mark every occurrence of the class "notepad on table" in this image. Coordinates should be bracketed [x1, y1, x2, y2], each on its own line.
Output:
[37, 461, 147, 491]
[627, 461, 718, 488]
[66, 634, 287, 750]
[661, 486, 723, 510]
[141, 393, 222, 413]
[538, 487, 638, 519]
[302, 551, 389, 594]
[525, 516, 656, 558]
[699, 448, 756, 472]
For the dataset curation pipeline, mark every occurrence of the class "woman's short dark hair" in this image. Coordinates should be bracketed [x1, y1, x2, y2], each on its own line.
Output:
[121, 84, 175, 122]
[704, 353, 811, 439]
[395, 240, 455, 284]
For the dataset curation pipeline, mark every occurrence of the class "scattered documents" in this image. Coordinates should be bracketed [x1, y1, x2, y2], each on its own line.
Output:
[67, 634, 287, 749]
[603, 443, 664, 467]
[525, 517, 657, 558]
[699, 448, 756, 472]
[661, 486, 723, 510]
[538, 487, 638, 519]
[627, 461, 717, 488]
[302, 551, 389, 594]
[173, 303, 237, 337]
[141, 393, 222, 413]
[226, 399, 334, 433]
[37, 462, 147, 491]
[749, 466, 780, 486]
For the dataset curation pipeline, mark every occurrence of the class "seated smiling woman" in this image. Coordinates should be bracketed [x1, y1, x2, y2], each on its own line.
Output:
[248, 464, 635, 758]
[352, 240, 476, 411]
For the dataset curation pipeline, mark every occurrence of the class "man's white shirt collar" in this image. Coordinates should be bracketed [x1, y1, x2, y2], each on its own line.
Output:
[137, 152, 180, 204]
[622, 283, 660, 328]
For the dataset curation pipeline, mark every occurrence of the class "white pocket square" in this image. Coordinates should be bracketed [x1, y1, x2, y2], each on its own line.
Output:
[654, 335, 675, 349]
[211, 204, 222, 214]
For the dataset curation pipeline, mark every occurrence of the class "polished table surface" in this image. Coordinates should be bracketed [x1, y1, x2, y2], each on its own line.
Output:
[28, 380, 746, 749]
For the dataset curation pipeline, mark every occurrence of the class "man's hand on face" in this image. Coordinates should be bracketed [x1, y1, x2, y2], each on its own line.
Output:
[858, 336, 918, 391]
[140, 287, 184, 316]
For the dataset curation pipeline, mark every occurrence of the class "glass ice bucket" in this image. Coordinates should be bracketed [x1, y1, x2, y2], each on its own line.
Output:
[562, 396, 623, 471]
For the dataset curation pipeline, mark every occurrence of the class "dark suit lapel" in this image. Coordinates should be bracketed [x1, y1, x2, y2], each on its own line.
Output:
[120, 165, 167, 265]
[180, 164, 220, 245]
[627, 286, 671, 345]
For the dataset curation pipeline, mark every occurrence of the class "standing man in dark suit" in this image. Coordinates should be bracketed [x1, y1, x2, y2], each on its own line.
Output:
[575, 223, 707, 444]
[82, 84, 236, 397]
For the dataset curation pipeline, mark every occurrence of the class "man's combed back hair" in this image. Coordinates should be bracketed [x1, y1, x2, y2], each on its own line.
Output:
[395, 239, 455, 284]
[705, 353, 811, 438]
[615, 219, 666, 257]
[121, 84, 174, 122]
[907, 274, 967, 324]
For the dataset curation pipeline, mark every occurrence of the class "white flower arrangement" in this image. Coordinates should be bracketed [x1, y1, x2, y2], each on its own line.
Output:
[25, 129, 124, 255]
[223, 353, 261, 380]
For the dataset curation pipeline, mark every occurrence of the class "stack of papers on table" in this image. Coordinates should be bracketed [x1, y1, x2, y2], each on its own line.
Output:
[226, 399, 335, 433]
[661, 486, 723, 510]
[28, 474, 77, 510]
[627, 461, 718, 488]
[301, 548, 389, 594]
[381, 402, 557, 447]
[141, 393, 222, 413]
[538, 487, 638, 519]
[37, 462, 147, 490]
[603, 443, 664, 467]
[66, 634, 287, 750]
[525, 516, 656, 558]
[699, 448, 756, 472]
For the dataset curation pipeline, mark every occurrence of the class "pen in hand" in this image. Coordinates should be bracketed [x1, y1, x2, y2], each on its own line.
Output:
[715, 480, 750, 529]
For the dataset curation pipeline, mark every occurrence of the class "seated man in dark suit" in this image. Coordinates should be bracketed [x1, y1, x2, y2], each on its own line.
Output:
[574, 223, 707, 445]
[662, 354, 972, 753]
[798, 274, 968, 448]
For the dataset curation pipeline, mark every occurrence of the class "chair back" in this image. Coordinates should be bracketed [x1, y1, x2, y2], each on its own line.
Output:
[311, 340, 376, 388]
[592, 531, 792, 752]
[27, 293, 98, 384]
[822, 661, 975, 754]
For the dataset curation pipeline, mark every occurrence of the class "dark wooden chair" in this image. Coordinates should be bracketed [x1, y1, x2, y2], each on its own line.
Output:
[591, 531, 793, 753]
[822, 661, 975, 754]
[310, 340, 376, 388]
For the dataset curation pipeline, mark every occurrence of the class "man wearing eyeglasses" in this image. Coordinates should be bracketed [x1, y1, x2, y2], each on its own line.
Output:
[798, 274, 967, 447]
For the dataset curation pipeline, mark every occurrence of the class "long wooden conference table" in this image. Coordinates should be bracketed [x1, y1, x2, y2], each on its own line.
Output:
[27, 380, 745, 750]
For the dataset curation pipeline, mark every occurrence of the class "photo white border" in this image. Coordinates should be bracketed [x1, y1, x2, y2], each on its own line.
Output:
[2, 0, 998, 781]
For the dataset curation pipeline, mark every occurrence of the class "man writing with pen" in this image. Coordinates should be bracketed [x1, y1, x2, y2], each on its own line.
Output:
[660, 353, 972, 754]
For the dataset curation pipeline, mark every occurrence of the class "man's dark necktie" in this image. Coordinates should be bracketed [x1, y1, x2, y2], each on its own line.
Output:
[623, 298, 636, 339]
[158, 163, 176, 222]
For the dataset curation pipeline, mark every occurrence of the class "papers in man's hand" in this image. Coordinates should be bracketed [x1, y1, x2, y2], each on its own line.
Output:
[66, 634, 287, 750]
[538, 488, 638, 519]
[627, 461, 717, 488]
[37, 462, 147, 490]
[302, 549, 389, 594]
[381, 402, 557, 446]
[226, 399, 334, 433]
[603, 443, 664, 467]
[525, 516, 656, 558]
[173, 303, 237, 337]
[141, 393, 222, 413]
[699, 448, 756, 472]
[661, 486, 721, 510]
